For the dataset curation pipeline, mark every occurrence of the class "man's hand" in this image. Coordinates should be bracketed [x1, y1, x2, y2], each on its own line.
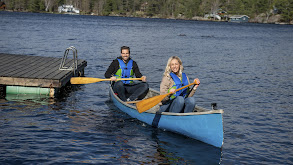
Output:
[110, 76, 117, 82]
[141, 76, 147, 82]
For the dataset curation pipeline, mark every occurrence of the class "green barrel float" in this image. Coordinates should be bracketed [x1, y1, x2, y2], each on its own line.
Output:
[6, 86, 54, 96]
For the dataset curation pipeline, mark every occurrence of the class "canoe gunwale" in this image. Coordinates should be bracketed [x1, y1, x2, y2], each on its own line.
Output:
[109, 86, 224, 116]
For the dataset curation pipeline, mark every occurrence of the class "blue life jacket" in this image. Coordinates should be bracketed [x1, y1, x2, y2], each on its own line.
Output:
[169, 72, 189, 100]
[114, 58, 134, 84]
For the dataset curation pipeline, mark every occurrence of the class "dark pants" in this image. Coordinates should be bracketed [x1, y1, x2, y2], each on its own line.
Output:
[113, 81, 149, 101]
[159, 96, 196, 113]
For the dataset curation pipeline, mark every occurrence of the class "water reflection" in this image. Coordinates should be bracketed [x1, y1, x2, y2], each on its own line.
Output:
[105, 100, 222, 164]
[5, 93, 55, 105]
[148, 129, 222, 164]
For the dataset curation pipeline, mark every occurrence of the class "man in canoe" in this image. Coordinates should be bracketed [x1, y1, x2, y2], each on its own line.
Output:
[159, 56, 200, 113]
[104, 46, 149, 102]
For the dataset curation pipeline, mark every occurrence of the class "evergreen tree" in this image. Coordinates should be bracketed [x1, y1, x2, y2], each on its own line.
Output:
[275, 0, 293, 22]
[28, 0, 40, 12]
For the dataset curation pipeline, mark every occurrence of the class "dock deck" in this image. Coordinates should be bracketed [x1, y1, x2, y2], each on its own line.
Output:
[0, 53, 87, 96]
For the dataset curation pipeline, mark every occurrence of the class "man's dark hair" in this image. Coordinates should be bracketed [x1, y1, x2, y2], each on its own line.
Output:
[121, 46, 130, 54]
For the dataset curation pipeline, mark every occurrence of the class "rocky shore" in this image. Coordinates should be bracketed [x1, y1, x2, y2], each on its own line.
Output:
[104, 11, 293, 25]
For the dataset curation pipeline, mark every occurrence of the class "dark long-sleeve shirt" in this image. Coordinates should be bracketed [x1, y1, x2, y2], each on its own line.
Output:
[104, 56, 143, 78]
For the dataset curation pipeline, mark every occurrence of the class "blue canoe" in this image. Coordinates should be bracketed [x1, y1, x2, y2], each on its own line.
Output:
[109, 86, 224, 148]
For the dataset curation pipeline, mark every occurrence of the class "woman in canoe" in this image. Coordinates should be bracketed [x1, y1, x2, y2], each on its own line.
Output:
[159, 56, 200, 113]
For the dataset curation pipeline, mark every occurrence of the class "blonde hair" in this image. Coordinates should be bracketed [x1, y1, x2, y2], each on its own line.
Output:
[163, 56, 184, 77]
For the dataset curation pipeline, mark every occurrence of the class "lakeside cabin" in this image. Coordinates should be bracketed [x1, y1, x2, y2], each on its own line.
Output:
[229, 15, 250, 23]
[204, 14, 221, 20]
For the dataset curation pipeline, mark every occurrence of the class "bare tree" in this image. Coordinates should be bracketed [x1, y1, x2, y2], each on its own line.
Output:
[211, 0, 221, 14]
[43, 0, 55, 12]
[93, 0, 105, 15]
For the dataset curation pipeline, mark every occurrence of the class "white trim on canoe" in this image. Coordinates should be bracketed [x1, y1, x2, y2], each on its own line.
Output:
[110, 87, 224, 116]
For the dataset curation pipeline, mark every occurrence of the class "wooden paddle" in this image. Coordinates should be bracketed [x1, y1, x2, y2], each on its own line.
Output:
[136, 81, 199, 113]
[70, 77, 144, 84]
[126, 100, 140, 104]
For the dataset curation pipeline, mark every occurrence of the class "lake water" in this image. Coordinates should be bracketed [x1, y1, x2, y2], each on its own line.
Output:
[0, 11, 293, 164]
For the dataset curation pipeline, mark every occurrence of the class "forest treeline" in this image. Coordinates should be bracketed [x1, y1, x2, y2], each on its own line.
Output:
[1, 0, 293, 22]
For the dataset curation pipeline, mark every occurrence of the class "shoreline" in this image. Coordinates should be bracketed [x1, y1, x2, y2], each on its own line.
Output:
[2, 10, 292, 25]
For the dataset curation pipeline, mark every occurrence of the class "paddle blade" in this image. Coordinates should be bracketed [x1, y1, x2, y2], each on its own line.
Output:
[70, 77, 107, 84]
[136, 94, 168, 113]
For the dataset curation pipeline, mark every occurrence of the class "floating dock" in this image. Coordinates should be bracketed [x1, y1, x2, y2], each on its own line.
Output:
[0, 51, 87, 97]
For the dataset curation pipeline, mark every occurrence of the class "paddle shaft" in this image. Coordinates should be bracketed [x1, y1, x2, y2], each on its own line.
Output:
[70, 77, 143, 84]
[125, 100, 140, 104]
[186, 84, 197, 96]
[104, 78, 143, 81]
[136, 81, 199, 113]
[154, 81, 199, 101]
[173, 81, 198, 94]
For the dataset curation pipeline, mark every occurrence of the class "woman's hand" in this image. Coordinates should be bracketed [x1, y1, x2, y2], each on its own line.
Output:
[193, 78, 200, 90]
[194, 78, 200, 85]
[169, 88, 176, 94]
